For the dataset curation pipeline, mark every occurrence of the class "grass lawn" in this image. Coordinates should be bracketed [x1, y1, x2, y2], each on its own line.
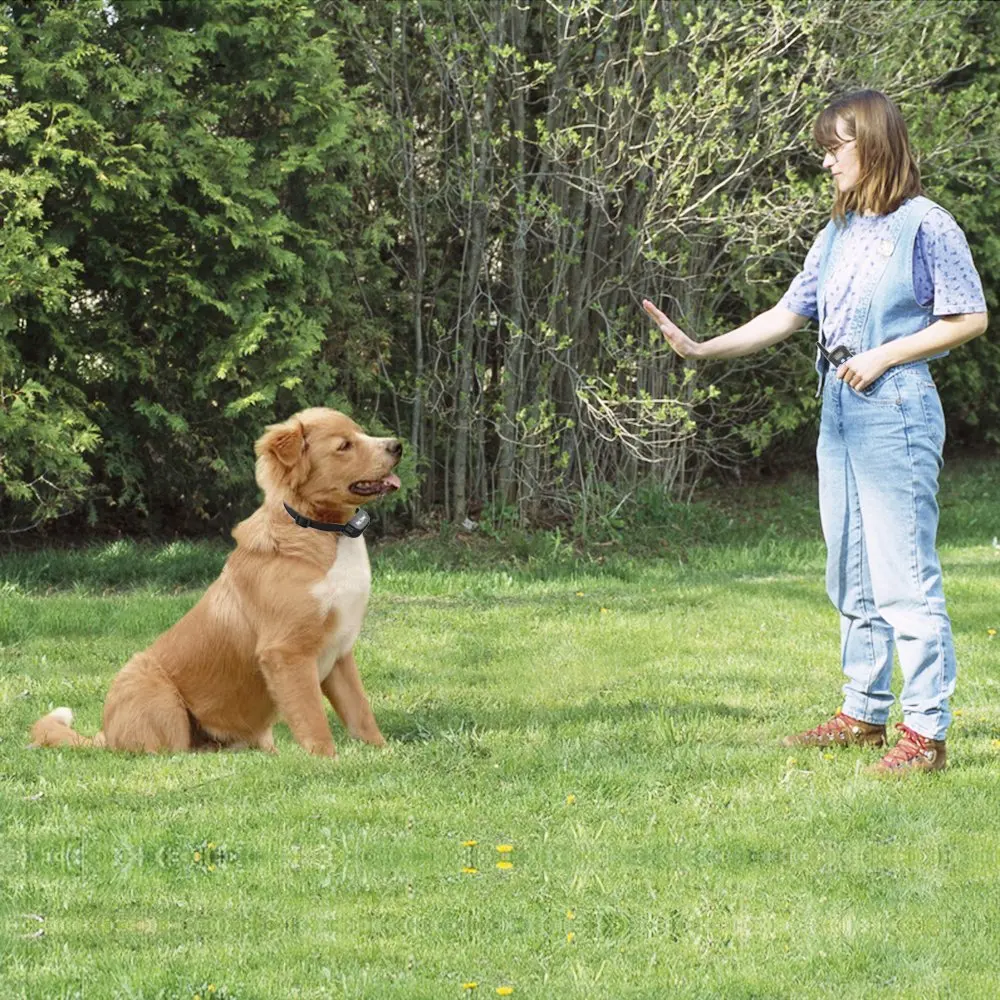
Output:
[2, 459, 999, 999]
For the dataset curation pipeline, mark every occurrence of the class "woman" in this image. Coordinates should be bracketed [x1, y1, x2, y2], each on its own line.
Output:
[643, 90, 988, 774]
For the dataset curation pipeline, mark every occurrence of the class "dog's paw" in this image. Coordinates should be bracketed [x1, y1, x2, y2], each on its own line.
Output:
[254, 729, 278, 753]
[303, 740, 338, 759]
[350, 727, 387, 747]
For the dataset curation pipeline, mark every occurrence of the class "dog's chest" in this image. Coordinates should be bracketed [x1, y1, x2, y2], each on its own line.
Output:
[310, 537, 372, 682]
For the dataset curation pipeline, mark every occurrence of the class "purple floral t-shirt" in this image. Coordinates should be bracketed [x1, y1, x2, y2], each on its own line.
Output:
[780, 203, 987, 353]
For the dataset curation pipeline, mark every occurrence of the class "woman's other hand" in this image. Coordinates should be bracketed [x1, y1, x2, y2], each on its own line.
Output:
[835, 346, 891, 392]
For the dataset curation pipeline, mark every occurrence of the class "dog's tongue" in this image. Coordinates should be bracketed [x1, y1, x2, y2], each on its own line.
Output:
[385, 473, 401, 491]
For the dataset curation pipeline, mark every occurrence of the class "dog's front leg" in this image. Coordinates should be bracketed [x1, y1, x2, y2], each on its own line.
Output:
[257, 647, 337, 757]
[321, 651, 386, 747]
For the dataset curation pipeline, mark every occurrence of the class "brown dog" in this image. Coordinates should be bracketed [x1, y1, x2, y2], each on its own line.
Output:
[30, 407, 402, 758]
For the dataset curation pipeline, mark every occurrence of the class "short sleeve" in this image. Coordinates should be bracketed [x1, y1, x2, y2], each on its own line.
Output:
[913, 208, 987, 316]
[778, 230, 825, 321]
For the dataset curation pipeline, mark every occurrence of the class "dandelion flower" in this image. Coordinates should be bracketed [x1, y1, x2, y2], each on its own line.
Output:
[565, 794, 576, 805]
[496, 989, 514, 997]
[991, 739, 1000, 748]
[193, 851, 202, 862]
[566, 931, 575, 943]
[496, 861, 513, 870]
[207, 864, 216, 872]
[566, 909, 575, 920]
[462, 983, 478, 991]
[496, 844, 513, 854]
[600, 607, 609, 613]
[462, 867, 478, 875]
[575, 592, 585, 597]
[988, 628, 997, 637]
[461, 840, 478, 848]
[207, 842, 216, 849]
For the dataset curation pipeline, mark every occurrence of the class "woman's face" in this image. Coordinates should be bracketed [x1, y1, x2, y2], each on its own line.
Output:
[822, 118, 860, 192]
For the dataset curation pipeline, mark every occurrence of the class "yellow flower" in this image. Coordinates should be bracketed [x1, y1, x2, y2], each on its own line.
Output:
[575, 591, 585, 597]
[462, 867, 478, 874]
[496, 989, 514, 997]
[565, 794, 576, 805]
[566, 931, 575, 943]
[600, 607, 609, 613]
[566, 909, 575, 920]
[785, 756, 797, 767]
[207, 864, 216, 872]
[461, 840, 478, 848]
[193, 851, 202, 862]
[991, 739, 1000, 748]
[207, 842, 215, 849]
[496, 861, 513, 870]
[496, 844, 513, 853]
[987, 628, 997, 637]
[462, 984, 478, 991]
[823, 752, 834, 761]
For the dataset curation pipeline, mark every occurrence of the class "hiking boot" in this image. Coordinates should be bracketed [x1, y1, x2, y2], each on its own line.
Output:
[781, 711, 886, 748]
[867, 723, 947, 776]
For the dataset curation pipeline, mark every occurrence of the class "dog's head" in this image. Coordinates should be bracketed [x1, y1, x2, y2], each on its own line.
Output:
[255, 408, 402, 514]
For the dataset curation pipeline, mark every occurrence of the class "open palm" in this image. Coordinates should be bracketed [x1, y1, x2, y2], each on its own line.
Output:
[642, 299, 700, 358]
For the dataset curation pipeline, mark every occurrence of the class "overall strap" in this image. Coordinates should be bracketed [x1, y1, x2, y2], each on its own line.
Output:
[815, 218, 839, 345]
[843, 197, 930, 353]
[892, 195, 939, 262]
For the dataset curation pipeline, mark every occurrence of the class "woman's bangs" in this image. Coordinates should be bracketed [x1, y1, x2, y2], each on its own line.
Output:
[813, 106, 845, 151]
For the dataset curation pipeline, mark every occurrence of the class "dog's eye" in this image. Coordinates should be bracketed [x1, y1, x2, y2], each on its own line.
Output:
[338, 439, 353, 452]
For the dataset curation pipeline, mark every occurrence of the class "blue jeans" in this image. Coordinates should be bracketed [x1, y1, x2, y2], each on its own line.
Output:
[817, 362, 956, 741]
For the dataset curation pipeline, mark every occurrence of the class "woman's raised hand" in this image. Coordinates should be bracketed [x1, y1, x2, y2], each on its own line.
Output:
[642, 299, 702, 359]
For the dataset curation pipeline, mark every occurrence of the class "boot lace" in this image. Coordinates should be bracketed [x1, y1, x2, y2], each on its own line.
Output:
[803, 712, 855, 740]
[880, 723, 931, 767]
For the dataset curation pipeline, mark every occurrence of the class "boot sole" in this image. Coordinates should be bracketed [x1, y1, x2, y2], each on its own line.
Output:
[780, 733, 886, 748]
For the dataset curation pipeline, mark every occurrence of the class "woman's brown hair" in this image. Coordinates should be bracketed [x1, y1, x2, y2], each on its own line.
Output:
[813, 90, 922, 224]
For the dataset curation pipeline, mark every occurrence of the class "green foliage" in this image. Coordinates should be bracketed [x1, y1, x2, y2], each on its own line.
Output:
[342, 0, 1000, 527]
[663, 0, 1000, 462]
[924, 33, 1000, 447]
[1, 0, 997, 535]
[849, 0, 1000, 448]
[0, 0, 382, 533]
[0, 377, 100, 529]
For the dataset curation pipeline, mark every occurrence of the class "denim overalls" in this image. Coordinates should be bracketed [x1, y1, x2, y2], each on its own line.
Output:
[815, 196, 955, 741]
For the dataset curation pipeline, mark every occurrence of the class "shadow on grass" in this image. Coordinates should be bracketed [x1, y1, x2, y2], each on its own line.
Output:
[2, 450, 996, 594]
[376, 697, 755, 745]
[0, 540, 229, 594]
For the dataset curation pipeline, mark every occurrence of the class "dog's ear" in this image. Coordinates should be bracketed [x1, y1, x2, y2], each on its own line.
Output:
[255, 418, 307, 492]
[256, 419, 306, 469]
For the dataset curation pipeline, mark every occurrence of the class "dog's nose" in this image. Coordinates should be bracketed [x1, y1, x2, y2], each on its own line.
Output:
[387, 439, 403, 458]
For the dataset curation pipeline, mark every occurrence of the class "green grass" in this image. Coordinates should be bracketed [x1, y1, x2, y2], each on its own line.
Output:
[2, 458, 999, 998]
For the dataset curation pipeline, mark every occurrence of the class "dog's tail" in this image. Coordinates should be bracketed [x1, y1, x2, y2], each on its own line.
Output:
[29, 707, 106, 749]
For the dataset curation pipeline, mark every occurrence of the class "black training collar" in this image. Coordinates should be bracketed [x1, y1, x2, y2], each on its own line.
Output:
[282, 501, 370, 538]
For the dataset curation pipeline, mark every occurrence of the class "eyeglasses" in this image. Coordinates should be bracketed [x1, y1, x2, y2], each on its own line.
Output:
[823, 139, 856, 162]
